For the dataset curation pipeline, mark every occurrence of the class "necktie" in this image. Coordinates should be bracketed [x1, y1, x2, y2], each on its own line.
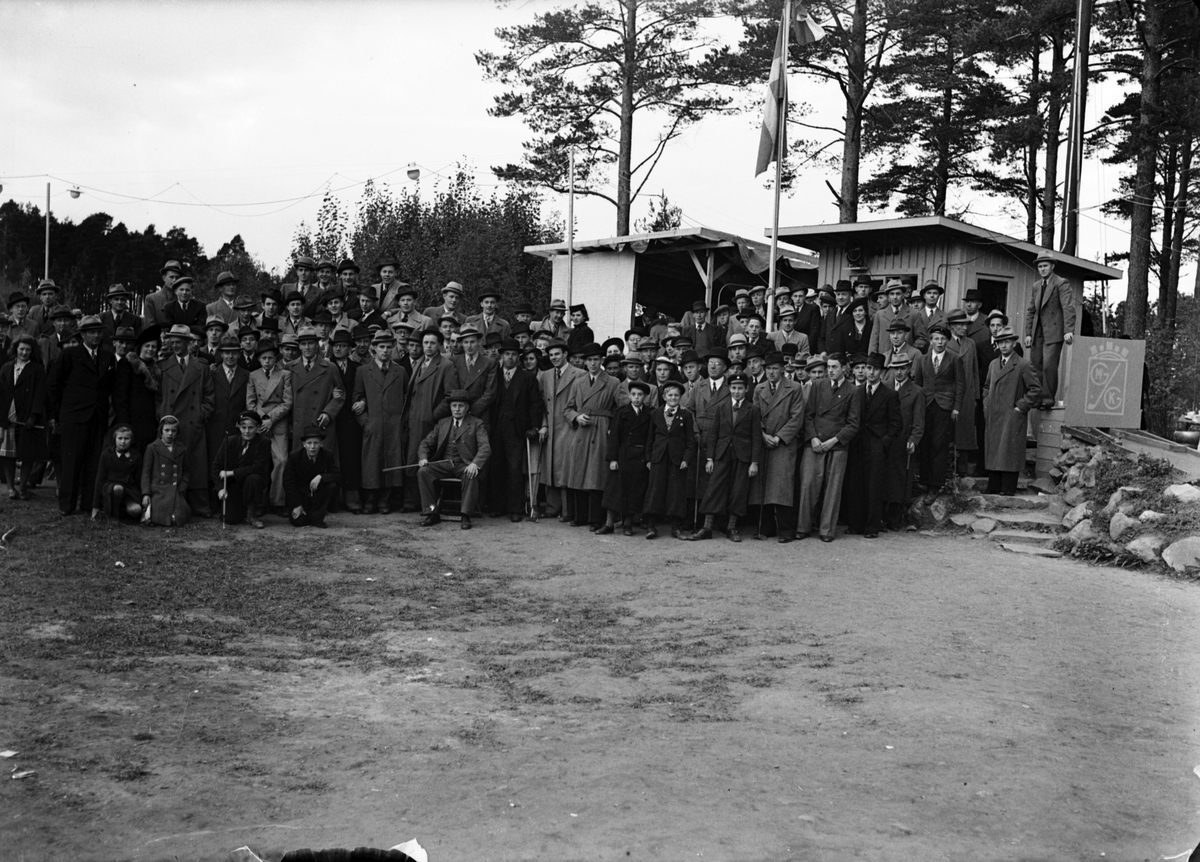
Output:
[179, 356, 186, 370]
[556, 368, 562, 380]
[454, 419, 461, 429]
[711, 381, 716, 394]
[590, 375, 596, 385]
[895, 380, 901, 392]
[467, 358, 474, 371]
[933, 354, 941, 373]
[226, 367, 234, 383]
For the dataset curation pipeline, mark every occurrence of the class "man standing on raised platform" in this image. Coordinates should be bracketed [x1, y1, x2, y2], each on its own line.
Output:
[1023, 252, 1075, 409]
[982, 327, 1041, 496]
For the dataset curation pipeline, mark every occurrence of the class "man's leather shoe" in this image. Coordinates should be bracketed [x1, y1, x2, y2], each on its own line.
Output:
[364, 501, 378, 515]
[864, 532, 878, 539]
[510, 513, 523, 522]
[595, 524, 614, 535]
[687, 527, 712, 541]
[645, 526, 658, 539]
[728, 528, 742, 542]
[670, 526, 682, 540]
[819, 535, 833, 543]
[777, 533, 793, 544]
[250, 517, 265, 529]
[622, 524, 633, 536]
[460, 516, 472, 530]
[795, 532, 810, 540]
[379, 503, 391, 515]
[420, 513, 441, 527]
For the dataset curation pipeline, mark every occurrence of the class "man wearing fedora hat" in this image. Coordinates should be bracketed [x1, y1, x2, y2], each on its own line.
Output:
[681, 300, 723, 357]
[683, 347, 732, 524]
[28, 279, 68, 338]
[404, 328, 459, 511]
[945, 308, 980, 474]
[227, 295, 260, 341]
[382, 281, 430, 332]
[533, 298, 569, 339]
[848, 353, 901, 538]
[488, 337, 543, 521]
[39, 306, 78, 372]
[1024, 251, 1075, 409]
[869, 279, 917, 355]
[328, 328, 364, 512]
[884, 351, 924, 529]
[982, 326, 1041, 495]
[563, 342, 619, 529]
[246, 338, 293, 511]
[452, 326, 498, 425]
[205, 336, 251, 500]
[207, 271, 241, 324]
[3, 292, 38, 343]
[352, 329, 409, 514]
[155, 323, 216, 517]
[466, 288, 511, 341]
[750, 351, 804, 542]
[417, 388, 491, 529]
[912, 323, 964, 499]
[281, 256, 321, 320]
[163, 277, 206, 329]
[537, 337, 582, 519]
[422, 282, 469, 328]
[283, 424, 341, 528]
[797, 352, 860, 542]
[143, 260, 183, 328]
[212, 410, 272, 529]
[911, 280, 946, 352]
[47, 315, 116, 515]
[288, 325, 345, 466]
[818, 280, 855, 353]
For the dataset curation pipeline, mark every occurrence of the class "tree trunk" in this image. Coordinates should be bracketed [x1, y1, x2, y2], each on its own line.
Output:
[616, 0, 637, 236]
[839, 0, 868, 223]
[1026, 41, 1041, 243]
[1125, 0, 1162, 339]
[934, 72, 953, 216]
[1164, 131, 1192, 338]
[1158, 141, 1177, 319]
[1040, 32, 1066, 249]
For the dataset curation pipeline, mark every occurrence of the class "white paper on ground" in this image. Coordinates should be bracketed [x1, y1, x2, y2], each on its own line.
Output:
[390, 839, 428, 862]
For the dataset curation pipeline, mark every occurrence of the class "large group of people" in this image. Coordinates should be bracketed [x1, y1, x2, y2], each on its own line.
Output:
[1, 249, 1071, 540]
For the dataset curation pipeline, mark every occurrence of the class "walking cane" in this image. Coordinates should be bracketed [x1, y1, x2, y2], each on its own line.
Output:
[221, 432, 232, 530]
[526, 437, 539, 522]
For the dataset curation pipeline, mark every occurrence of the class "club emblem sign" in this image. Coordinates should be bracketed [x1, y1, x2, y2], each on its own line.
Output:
[1063, 337, 1144, 428]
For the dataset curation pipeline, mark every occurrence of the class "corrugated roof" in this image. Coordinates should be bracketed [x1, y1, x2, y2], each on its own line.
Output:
[525, 225, 818, 268]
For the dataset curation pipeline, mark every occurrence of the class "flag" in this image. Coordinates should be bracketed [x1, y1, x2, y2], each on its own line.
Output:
[792, 2, 826, 47]
[754, 3, 789, 177]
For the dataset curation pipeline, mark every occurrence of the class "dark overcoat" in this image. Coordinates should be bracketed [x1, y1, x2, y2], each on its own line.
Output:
[982, 354, 1041, 472]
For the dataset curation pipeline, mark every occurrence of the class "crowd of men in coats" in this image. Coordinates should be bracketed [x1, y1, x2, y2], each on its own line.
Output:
[0, 249, 1067, 541]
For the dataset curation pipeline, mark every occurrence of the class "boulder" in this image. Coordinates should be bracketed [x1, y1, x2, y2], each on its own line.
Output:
[1064, 465, 1083, 487]
[1163, 484, 1200, 505]
[1109, 512, 1138, 542]
[1064, 518, 1098, 547]
[1126, 534, 1166, 564]
[1062, 502, 1093, 530]
[1078, 462, 1098, 488]
[1063, 487, 1086, 506]
[1162, 537, 1200, 572]
[1140, 509, 1167, 524]
[971, 518, 997, 534]
[949, 512, 977, 527]
[1102, 486, 1143, 517]
[1049, 467, 1064, 480]
[1031, 477, 1059, 494]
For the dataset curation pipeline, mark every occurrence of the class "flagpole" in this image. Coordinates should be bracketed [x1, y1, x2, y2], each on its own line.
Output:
[766, 0, 790, 335]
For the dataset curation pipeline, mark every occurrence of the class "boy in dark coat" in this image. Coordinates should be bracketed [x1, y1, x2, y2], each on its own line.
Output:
[598, 380, 653, 536]
[689, 373, 763, 542]
[283, 424, 341, 528]
[849, 353, 902, 538]
[213, 411, 273, 528]
[643, 380, 696, 539]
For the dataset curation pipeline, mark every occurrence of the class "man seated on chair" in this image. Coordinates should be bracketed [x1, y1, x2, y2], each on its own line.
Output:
[417, 388, 491, 530]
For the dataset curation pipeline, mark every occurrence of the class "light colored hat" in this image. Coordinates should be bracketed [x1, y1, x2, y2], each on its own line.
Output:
[164, 324, 195, 340]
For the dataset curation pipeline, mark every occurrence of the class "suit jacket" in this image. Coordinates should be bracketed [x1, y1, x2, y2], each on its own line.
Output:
[283, 446, 341, 508]
[894, 379, 926, 451]
[39, 334, 75, 371]
[490, 366, 543, 437]
[912, 350, 966, 413]
[792, 303, 822, 351]
[1024, 272, 1076, 344]
[882, 343, 923, 387]
[818, 306, 854, 354]
[911, 306, 946, 352]
[98, 310, 142, 349]
[421, 305, 467, 327]
[207, 362, 251, 445]
[828, 320, 872, 358]
[683, 377, 732, 442]
[868, 304, 918, 354]
[419, 413, 491, 468]
[707, 398, 764, 464]
[682, 320, 724, 357]
[452, 353, 498, 419]
[287, 357, 345, 442]
[606, 403, 653, 463]
[212, 432, 272, 484]
[48, 343, 115, 424]
[647, 405, 696, 466]
[28, 302, 69, 338]
[859, 382, 902, 447]
[143, 288, 174, 328]
[465, 314, 511, 340]
[802, 378, 861, 450]
[163, 299, 207, 329]
[205, 298, 238, 325]
[246, 365, 293, 432]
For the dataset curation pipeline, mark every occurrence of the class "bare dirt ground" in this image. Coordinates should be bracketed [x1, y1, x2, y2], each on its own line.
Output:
[2, 492, 1199, 862]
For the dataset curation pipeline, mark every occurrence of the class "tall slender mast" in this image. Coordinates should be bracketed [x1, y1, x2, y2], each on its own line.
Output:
[1060, 0, 1093, 256]
[766, 0, 791, 333]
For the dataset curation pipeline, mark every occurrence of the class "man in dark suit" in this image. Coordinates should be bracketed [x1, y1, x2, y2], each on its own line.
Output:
[789, 287, 822, 351]
[47, 315, 115, 515]
[451, 327, 498, 424]
[850, 354, 902, 538]
[817, 281, 854, 353]
[157, 324, 216, 516]
[213, 411, 272, 528]
[689, 373, 763, 542]
[797, 352, 861, 542]
[912, 323, 965, 500]
[1023, 251, 1076, 408]
[98, 284, 142, 351]
[205, 336, 250, 504]
[885, 353, 926, 529]
[283, 424, 341, 528]
[417, 389, 491, 530]
[162, 277, 207, 329]
[488, 339, 543, 521]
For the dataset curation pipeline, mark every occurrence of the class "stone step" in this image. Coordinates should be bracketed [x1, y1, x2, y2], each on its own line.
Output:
[988, 529, 1056, 546]
[959, 476, 1032, 492]
[998, 543, 1064, 558]
[978, 493, 1059, 511]
[977, 509, 1064, 532]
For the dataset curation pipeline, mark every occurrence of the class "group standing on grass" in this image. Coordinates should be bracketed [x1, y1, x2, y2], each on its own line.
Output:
[0, 249, 1068, 541]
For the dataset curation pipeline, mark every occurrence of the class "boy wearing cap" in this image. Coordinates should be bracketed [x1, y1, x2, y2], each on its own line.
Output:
[488, 338, 543, 521]
[283, 424, 341, 528]
[689, 372, 762, 542]
[982, 326, 1041, 495]
[404, 329, 460, 511]
[246, 340, 293, 510]
[616, 351, 654, 408]
[212, 411, 272, 528]
[537, 339, 582, 519]
[155, 324, 216, 516]
[797, 353, 860, 542]
[597, 378, 653, 535]
[643, 379, 696, 539]
[750, 352, 805, 542]
[417, 389, 491, 529]
[563, 343, 619, 529]
[163, 278, 206, 329]
[945, 309, 980, 473]
[466, 290, 511, 340]
[352, 330, 409, 514]
[911, 324, 964, 499]
[1023, 252, 1075, 408]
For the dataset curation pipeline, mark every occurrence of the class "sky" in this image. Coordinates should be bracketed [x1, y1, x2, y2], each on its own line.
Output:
[0, 0, 1160, 304]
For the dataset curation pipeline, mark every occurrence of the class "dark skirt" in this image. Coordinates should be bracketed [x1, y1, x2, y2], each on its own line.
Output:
[15, 424, 50, 462]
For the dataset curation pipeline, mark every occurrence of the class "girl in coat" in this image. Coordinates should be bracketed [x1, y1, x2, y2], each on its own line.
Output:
[0, 335, 49, 499]
[642, 380, 697, 539]
[92, 424, 143, 520]
[141, 415, 191, 526]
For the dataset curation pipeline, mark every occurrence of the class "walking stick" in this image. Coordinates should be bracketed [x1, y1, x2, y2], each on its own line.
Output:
[221, 432, 232, 530]
[526, 437, 539, 522]
[382, 459, 452, 473]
